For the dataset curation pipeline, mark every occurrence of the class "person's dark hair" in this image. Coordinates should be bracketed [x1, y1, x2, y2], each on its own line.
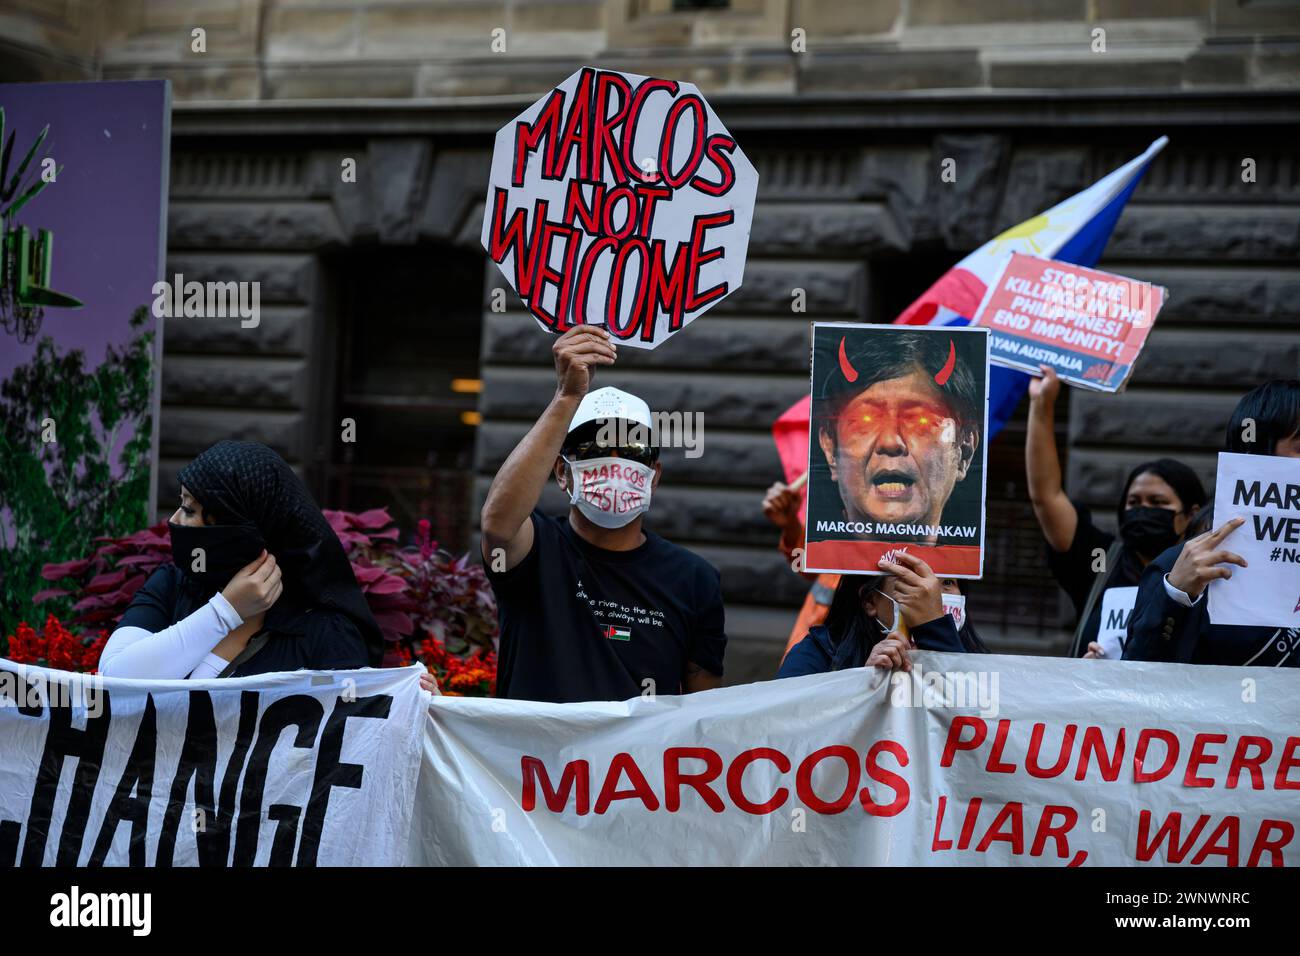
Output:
[818, 328, 982, 439]
[824, 573, 882, 640]
[1224, 379, 1300, 455]
[1115, 458, 1207, 526]
[950, 578, 989, 654]
[1186, 495, 1215, 538]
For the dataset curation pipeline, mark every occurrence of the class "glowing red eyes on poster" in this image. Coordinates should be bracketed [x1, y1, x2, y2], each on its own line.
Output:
[837, 336, 958, 386]
[841, 403, 948, 438]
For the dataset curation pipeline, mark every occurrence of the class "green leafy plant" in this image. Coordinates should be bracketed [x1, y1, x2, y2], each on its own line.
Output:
[0, 306, 154, 644]
[0, 107, 57, 221]
[2, 107, 79, 343]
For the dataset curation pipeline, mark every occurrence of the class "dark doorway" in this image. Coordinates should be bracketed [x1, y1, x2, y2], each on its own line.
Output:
[326, 243, 485, 553]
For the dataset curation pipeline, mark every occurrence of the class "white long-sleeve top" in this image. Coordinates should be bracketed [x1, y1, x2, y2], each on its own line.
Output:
[99, 592, 244, 680]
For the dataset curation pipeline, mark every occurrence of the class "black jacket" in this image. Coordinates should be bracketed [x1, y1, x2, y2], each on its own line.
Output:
[778, 614, 976, 678]
[1123, 541, 1300, 666]
[117, 564, 371, 676]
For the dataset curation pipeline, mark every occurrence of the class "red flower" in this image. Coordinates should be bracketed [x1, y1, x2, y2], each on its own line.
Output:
[416, 633, 497, 698]
[416, 519, 434, 559]
[7, 622, 41, 664]
[4, 615, 108, 673]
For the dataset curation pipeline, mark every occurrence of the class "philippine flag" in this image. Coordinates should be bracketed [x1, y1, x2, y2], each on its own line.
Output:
[773, 137, 1168, 514]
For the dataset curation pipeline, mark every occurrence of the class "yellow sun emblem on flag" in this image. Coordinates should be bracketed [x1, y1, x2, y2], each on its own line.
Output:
[987, 213, 1056, 254]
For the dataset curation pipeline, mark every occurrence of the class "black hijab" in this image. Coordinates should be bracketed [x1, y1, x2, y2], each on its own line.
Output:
[177, 440, 384, 666]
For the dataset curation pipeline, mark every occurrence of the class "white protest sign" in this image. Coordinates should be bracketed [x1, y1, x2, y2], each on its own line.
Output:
[481, 67, 758, 348]
[1209, 452, 1300, 628]
[1096, 586, 1138, 660]
[0, 663, 427, 866]
[411, 652, 1300, 866]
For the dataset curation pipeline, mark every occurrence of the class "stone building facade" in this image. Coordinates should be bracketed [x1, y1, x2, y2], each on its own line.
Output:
[3, 0, 1298, 681]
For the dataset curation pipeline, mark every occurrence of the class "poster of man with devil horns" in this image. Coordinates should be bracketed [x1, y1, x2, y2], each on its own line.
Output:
[804, 322, 990, 578]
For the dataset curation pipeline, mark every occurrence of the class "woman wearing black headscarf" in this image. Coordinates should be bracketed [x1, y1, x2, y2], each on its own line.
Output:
[101, 440, 383, 678]
[1026, 365, 1207, 659]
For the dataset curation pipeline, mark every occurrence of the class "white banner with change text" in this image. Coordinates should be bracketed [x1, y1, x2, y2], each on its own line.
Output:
[0, 663, 427, 866]
[2, 655, 1296, 866]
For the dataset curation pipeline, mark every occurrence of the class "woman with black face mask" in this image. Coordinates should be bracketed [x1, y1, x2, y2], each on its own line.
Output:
[100, 441, 383, 678]
[1026, 366, 1207, 659]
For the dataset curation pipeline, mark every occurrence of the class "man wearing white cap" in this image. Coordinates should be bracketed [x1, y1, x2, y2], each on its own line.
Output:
[480, 325, 726, 703]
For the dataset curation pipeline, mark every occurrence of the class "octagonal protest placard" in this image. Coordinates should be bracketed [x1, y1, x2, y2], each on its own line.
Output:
[481, 67, 758, 349]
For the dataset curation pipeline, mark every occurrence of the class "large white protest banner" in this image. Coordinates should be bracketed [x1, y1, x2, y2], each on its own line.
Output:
[0, 662, 427, 866]
[1209, 452, 1300, 629]
[411, 652, 1300, 866]
[5, 654, 1296, 867]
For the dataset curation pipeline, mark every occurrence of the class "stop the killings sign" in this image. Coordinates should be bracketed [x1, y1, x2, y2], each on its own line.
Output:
[481, 67, 758, 349]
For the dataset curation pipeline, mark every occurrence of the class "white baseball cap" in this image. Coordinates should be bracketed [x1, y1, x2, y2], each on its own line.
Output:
[567, 386, 653, 435]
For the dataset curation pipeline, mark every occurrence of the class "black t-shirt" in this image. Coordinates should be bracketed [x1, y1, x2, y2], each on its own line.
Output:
[1045, 500, 1143, 654]
[486, 510, 727, 703]
[118, 564, 370, 676]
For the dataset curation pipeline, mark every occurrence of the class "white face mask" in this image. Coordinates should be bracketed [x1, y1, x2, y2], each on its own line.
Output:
[872, 591, 902, 636]
[942, 592, 967, 631]
[563, 456, 654, 529]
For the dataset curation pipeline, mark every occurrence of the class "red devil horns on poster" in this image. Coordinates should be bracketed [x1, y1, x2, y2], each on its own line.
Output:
[837, 337, 858, 383]
[836, 336, 958, 387]
[934, 340, 957, 386]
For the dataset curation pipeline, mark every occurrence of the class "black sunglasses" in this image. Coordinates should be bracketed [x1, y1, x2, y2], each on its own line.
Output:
[564, 438, 658, 467]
